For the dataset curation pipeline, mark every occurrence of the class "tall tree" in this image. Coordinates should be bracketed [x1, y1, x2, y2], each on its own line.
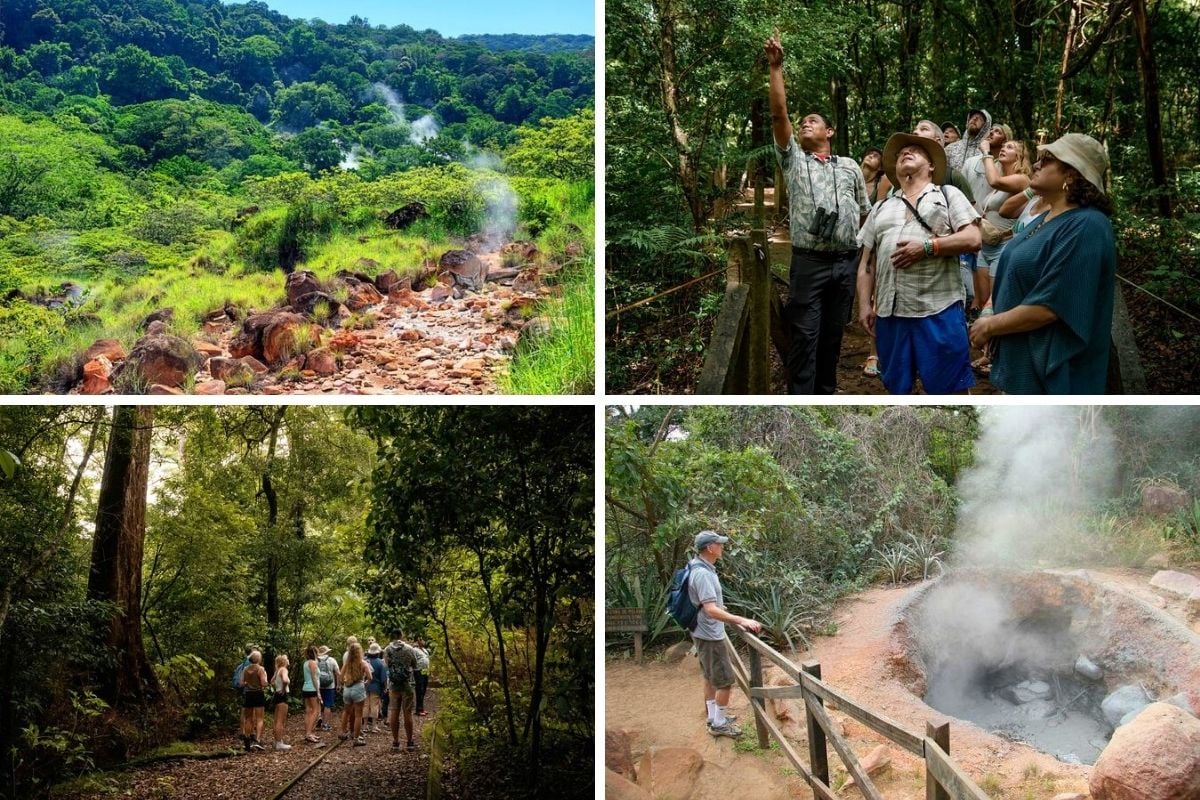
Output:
[87, 406, 162, 706]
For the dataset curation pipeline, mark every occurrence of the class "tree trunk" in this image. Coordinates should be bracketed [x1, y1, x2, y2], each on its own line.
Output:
[652, 0, 706, 231]
[260, 408, 285, 670]
[830, 75, 849, 156]
[896, 0, 922, 132]
[87, 406, 162, 707]
[1013, 0, 1037, 137]
[1131, 0, 1173, 218]
[1055, 0, 1084, 136]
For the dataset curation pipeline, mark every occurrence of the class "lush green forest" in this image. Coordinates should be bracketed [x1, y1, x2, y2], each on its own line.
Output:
[0, 405, 593, 799]
[0, 1, 595, 394]
[606, 406, 1200, 652]
[605, 0, 1200, 393]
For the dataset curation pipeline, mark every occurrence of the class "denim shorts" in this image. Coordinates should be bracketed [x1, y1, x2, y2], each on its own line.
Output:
[344, 681, 367, 704]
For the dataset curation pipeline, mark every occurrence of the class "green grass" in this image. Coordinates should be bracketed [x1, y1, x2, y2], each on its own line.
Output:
[499, 256, 594, 395]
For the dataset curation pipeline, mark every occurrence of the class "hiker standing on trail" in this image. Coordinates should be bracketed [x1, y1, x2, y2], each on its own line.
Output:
[969, 133, 1115, 394]
[301, 645, 326, 747]
[316, 645, 338, 732]
[861, 147, 888, 206]
[384, 628, 420, 752]
[271, 654, 293, 751]
[765, 32, 871, 395]
[239, 650, 268, 751]
[413, 638, 431, 716]
[856, 132, 980, 394]
[338, 636, 359, 737]
[944, 108, 992, 173]
[366, 643, 386, 733]
[340, 642, 372, 746]
[963, 122, 1015, 310]
[688, 530, 762, 739]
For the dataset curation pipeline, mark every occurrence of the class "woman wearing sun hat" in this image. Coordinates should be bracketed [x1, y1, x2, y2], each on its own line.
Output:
[969, 132, 1116, 393]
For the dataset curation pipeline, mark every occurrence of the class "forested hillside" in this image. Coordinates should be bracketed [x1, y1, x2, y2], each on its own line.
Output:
[0, 1, 595, 394]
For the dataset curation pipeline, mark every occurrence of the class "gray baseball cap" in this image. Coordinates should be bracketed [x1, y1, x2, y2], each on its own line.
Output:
[694, 530, 730, 550]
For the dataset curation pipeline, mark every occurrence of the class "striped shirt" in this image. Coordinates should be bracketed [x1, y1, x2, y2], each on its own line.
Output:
[857, 183, 979, 318]
[776, 136, 871, 252]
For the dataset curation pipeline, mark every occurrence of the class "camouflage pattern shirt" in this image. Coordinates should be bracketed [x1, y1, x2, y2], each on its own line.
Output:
[776, 136, 871, 252]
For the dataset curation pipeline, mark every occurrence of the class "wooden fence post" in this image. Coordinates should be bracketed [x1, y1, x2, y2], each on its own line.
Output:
[745, 237, 770, 393]
[748, 646, 769, 749]
[803, 661, 830, 797]
[926, 721, 950, 800]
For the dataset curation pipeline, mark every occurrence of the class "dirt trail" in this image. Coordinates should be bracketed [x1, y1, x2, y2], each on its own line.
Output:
[608, 577, 1189, 799]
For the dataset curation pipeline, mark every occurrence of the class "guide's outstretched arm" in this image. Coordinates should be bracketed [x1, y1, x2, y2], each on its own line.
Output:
[764, 32, 792, 149]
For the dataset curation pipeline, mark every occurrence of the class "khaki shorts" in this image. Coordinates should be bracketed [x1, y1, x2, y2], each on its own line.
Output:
[389, 687, 415, 712]
[696, 637, 734, 689]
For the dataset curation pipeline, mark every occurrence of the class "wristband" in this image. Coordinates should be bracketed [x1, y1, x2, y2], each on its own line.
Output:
[983, 154, 994, 160]
[923, 239, 933, 256]
[931, 238, 940, 256]
[1024, 187, 1035, 199]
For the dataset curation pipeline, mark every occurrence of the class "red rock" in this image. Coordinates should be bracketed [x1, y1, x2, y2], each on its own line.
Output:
[605, 769, 650, 800]
[844, 745, 892, 789]
[375, 269, 402, 293]
[192, 340, 224, 359]
[430, 285, 452, 302]
[1091, 702, 1200, 800]
[149, 384, 184, 395]
[120, 334, 201, 389]
[203, 321, 225, 335]
[285, 270, 322, 307]
[262, 385, 286, 395]
[345, 281, 384, 311]
[145, 320, 169, 336]
[262, 315, 321, 365]
[398, 329, 422, 342]
[305, 348, 338, 377]
[1142, 484, 1191, 516]
[636, 747, 703, 800]
[194, 380, 226, 395]
[512, 267, 541, 293]
[81, 357, 113, 394]
[241, 356, 269, 374]
[208, 357, 255, 387]
[328, 330, 360, 353]
[83, 339, 126, 363]
[300, 370, 316, 379]
[389, 286, 417, 306]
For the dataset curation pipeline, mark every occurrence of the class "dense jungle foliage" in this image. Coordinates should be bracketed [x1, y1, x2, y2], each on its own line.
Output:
[605, 0, 1200, 393]
[0, 405, 593, 799]
[605, 406, 1200, 654]
[0, 1, 595, 393]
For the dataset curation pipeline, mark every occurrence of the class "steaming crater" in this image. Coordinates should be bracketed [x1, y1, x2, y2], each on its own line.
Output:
[892, 570, 1200, 765]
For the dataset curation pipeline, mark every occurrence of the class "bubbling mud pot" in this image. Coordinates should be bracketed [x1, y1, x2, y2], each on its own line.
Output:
[890, 569, 1200, 765]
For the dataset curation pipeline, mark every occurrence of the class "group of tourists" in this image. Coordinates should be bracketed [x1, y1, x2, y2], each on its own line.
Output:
[765, 33, 1116, 395]
[234, 628, 432, 753]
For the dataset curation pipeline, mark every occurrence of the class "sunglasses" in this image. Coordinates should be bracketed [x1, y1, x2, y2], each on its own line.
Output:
[1033, 154, 1059, 168]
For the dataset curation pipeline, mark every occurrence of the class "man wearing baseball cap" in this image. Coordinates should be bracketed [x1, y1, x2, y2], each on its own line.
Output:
[969, 132, 1116, 393]
[688, 530, 761, 738]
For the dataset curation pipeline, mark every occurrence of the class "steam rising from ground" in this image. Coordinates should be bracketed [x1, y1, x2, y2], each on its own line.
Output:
[371, 82, 441, 145]
[953, 406, 1117, 567]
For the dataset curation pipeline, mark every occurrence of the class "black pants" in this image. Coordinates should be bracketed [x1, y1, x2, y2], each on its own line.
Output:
[785, 249, 858, 394]
[415, 670, 428, 713]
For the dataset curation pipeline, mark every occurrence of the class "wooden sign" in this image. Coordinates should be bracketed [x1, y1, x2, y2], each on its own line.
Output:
[606, 607, 648, 664]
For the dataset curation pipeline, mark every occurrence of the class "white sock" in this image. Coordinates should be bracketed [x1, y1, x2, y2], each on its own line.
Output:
[705, 700, 716, 724]
[713, 705, 728, 727]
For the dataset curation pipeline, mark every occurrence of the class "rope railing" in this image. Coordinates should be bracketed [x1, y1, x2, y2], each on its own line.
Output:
[605, 265, 727, 319]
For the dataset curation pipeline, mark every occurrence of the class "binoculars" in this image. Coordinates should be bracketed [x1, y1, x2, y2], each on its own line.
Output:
[808, 206, 839, 240]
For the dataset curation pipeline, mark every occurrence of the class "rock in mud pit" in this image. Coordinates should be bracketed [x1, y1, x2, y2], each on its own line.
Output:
[439, 249, 487, 292]
[344, 280, 384, 311]
[1091, 702, 1200, 800]
[1102, 684, 1152, 727]
[208, 357, 256, 387]
[84, 339, 127, 363]
[1075, 655, 1104, 681]
[1141, 484, 1191, 516]
[305, 348, 337, 376]
[117, 334, 201, 390]
[81, 357, 113, 394]
[605, 770, 650, 800]
[285, 270, 323, 307]
[635, 747, 702, 800]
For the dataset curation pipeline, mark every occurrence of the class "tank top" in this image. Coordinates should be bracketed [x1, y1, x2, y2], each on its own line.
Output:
[243, 665, 265, 691]
[273, 667, 289, 694]
[302, 660, 317, 692]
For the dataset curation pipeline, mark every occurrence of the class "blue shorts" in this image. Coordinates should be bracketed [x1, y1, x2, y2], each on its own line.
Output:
[875, 303, 975, 395]
[320, 687, 335, 709]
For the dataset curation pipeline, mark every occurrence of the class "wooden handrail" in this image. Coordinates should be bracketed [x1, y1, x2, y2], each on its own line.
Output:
[923, 737, 990, 800]
[697, 284, 750, 394]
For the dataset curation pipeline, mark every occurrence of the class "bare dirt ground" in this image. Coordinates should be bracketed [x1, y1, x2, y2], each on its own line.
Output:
[607, 567, 1200, 799]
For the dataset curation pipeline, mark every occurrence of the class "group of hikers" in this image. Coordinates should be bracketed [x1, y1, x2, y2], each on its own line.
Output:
[233, 628, 432, 753]
[764, 33, 1116, 395]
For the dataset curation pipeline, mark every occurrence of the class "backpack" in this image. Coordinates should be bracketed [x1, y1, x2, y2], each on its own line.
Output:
[317, 655, 336, 688]
[232, 658, 249, 691]
[385, 642, 414, 690]
[666, 562, 701, 632]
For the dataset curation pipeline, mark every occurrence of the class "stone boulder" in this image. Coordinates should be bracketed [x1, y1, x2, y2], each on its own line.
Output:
[605, 769, 651, 800]
[138, 307, 174, 332]
[145, 319, 169, 337]
[1075, 655, 1104, 681]
[285, 270, 323, 307]
[208, 357, 256, 387]
[118, 334, 201, 390]
[194, 379, 226, 395]
[635, 747, 703, 800]
[83, 339, 126, 363]
[192, 340, 224, 360]
[80, 356, 113, 394]
[605, 729, 636, 778]
[344, 280, 384, 311]
[375, 269, 402, 294]
[844, 745, 892, 790]
[1141, 484, 1191, 516]
[1149, 570, 1200, 602]
[290, 291, 349, 327]
[230, 311, 320, 366]
[384, 202, 428, 230]
[304, 347, 337, 376]
[439, 249, 487, 292]
[512, 267, 541, 293]
[1091, 702, 1200, 800]
[1102, 684, 1152, 727]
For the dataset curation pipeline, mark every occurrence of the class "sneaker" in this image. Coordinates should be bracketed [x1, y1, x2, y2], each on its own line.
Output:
[275, 742, 292, 751]
[310, 741, 326, 748]
[242, 736, 251, 752]
[392, 741, 401, 751]
[406, 740, 417, 752]
[418, 710, 428, 717]
[372, 725, 382, 733]
[250, 740, 266, 751]
[338, 733, 350, 742]
[354, 736, 367, 747]
[707, 722, 743, 739]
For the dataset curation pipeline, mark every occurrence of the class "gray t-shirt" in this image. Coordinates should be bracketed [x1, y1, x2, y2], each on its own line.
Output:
[687, 557, 725, 642]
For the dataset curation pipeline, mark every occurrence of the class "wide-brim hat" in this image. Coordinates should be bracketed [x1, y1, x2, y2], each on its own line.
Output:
[883, 132, 947, 187]
[367, 643, 383, 655]
[1038, 132, 1109, 195]
[316, 645, 330, 657]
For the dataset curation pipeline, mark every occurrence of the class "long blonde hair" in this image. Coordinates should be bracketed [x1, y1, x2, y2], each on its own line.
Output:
[1004, 140, 1033, 178]
[341, 642, 367, 684]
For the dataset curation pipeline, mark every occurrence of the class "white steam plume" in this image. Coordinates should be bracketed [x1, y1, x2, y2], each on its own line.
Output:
[339, 144, 363, 170]
[409, 114, 440, 144]
[372, 82, 407, 125]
